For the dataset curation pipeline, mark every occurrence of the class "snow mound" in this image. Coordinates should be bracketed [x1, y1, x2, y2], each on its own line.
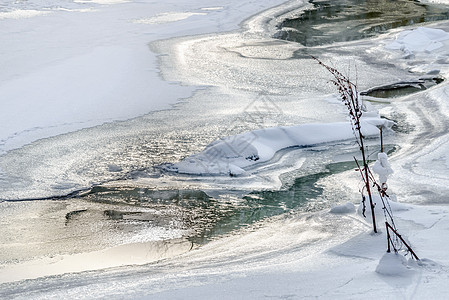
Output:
[372, 152, 393, 184]
[386, 27, 449, 56]
[375, 253, 412, 276]
[167, 115, 393, 176]
[329, 202, 355, 214]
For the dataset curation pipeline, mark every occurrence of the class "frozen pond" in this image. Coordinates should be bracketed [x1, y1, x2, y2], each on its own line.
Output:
[2, 0, 449, 296]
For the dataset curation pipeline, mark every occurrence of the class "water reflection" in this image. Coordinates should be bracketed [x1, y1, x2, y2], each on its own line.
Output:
[276, 0, 449, 46]
[361, 76, 444, 98]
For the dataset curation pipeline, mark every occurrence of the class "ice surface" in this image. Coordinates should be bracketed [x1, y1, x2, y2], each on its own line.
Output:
[3, 0, 449, 298]
[0, 0, 290, 153]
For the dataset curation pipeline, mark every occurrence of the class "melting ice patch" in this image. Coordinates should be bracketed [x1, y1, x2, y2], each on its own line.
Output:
[386, 27, 449, 55]
[201, 7, 224, 11]
[167, 115, 393, 176]
[74, 0, 130, 4]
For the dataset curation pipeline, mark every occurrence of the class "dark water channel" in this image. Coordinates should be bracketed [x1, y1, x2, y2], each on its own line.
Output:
[277, 0, 449, 46]
[73, 160, 360, 245]
[361, 76, 444, 98]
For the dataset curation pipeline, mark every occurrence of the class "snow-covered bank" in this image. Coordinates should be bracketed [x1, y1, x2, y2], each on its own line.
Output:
[168, 114, 393, 176]
[0, 0, 290, 153]
[2, 200, 449, 299]
[135, 203, 449, 299]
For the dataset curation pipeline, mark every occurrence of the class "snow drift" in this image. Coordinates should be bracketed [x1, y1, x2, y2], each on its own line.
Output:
[385, 27, 449, 56]
[167, 114, 393, 176]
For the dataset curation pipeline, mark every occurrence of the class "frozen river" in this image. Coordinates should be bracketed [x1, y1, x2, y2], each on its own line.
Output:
[2, 0, 449, 298]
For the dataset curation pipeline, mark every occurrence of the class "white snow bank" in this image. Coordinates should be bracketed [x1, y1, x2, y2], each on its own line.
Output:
[0, 238, 192, 283]
[386, 27, 449, 55]
[168, 115, 393, 176]
[375, 252, 414, 276]
[12, 201, 449, 299]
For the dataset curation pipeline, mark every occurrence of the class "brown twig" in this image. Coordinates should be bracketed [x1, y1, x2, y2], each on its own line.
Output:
[386, 222, 419, 260]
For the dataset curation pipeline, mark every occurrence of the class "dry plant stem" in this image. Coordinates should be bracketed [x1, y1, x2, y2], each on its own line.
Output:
[313, 56, 377, 233]
[386, 222, 420, 260]
[380, 127, 384, 153]
[313, 57, 421, 258]
[359, 129, 378, 233]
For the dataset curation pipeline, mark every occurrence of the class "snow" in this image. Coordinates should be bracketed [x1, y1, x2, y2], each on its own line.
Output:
[2, 202, 449, 299]
[385, 27, 449, 56]
[137, 203, 448, 300]
[74, 0, 129, 4]
[169, 115, 393, 176]
[356, 193, 410, 223]
[133, 12, 208, 24]
[381, 24, 449, 205]
[422, 0, 449, 4]
[372, 152, 394, 184]
[0, 10, 50, 19]
[375, 252, 413, 276]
